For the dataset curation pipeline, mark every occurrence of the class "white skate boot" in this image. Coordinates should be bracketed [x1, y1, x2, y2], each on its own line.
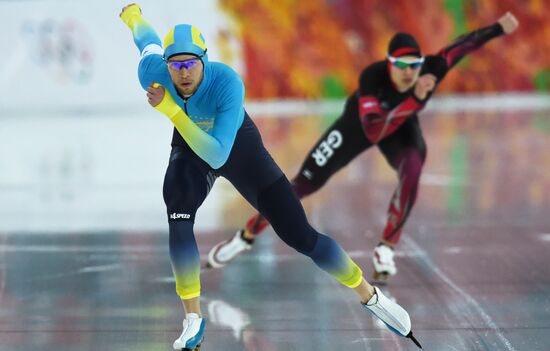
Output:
[173, 313, 205, 350]
[363, 286, 422, 349]
[372, 244, 397, 282]
[207, 229, 252, 268]
[371, 288, 397, 329]
[208, 299, 251, 340]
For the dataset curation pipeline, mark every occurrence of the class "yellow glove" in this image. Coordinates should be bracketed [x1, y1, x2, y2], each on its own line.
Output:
[152, 83, 183, 120]
[120, 4, 142, 28]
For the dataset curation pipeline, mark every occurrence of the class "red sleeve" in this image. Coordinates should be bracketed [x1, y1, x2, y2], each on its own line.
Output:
[437, 23, 504, 70]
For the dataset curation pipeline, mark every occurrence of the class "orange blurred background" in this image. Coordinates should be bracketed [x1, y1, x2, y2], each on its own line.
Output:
[219, 0, 549, 98]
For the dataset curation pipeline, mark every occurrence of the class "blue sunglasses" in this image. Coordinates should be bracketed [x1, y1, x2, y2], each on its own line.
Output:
[166, 58, 201, 71]
[165, 49, 207, 71]
[387, 55, 424, 70]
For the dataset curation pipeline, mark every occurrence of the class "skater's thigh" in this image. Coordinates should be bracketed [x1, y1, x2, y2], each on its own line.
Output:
[219, 115, 284, 208]
[163, 147, 215, 222]
[377, 116, 426, 170]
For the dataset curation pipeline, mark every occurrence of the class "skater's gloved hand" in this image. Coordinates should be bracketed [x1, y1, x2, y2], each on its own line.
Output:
[498, 12, 519, 34]
[147, 83, 181, 120]
[119, 3, 142, 28]
[413, 74, 436, 101]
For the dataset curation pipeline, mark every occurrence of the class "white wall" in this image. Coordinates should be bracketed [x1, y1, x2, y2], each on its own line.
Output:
[0, 112, 241, 232]
[0, 0, 241, 232]
[0, 0, 240, 113]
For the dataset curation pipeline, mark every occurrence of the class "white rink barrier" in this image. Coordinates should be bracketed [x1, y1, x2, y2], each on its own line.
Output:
[1, 94, 548, 233]
[244, 93, 550, 117]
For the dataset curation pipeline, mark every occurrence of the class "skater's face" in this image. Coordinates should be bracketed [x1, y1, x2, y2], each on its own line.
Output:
[166, 54, 204, 96]
[389, 55, 423, 92]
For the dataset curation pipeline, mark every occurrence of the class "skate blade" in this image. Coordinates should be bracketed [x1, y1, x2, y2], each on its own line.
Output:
[406, 331, 423, 349]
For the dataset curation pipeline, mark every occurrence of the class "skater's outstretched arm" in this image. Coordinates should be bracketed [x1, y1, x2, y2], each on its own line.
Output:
[435, 12, 519, 73]
[119, 4, 172, 90]
[119, 4, 162, 56]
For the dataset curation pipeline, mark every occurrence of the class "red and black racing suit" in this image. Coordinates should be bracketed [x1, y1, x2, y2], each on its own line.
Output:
[245, 23, 505, 245]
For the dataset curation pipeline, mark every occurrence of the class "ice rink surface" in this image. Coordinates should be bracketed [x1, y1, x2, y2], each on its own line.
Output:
[1, 107, 549, 351]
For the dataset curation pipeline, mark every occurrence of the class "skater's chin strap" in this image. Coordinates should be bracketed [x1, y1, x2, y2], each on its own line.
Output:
[407, 331, 423, 349]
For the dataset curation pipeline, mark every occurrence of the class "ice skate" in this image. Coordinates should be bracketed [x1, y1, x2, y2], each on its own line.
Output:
[208, 299, 251, 340]
[372, 243, 397, 282]
[371, 287, 397, 329]
[173, 313, 205, 351]
[207, 229, 252, 268]
[363, 286, 422, 349]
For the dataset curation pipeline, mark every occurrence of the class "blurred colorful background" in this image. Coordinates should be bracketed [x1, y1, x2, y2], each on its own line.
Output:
[219, 0, 549, 98]
[0, 0, 548, 232]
